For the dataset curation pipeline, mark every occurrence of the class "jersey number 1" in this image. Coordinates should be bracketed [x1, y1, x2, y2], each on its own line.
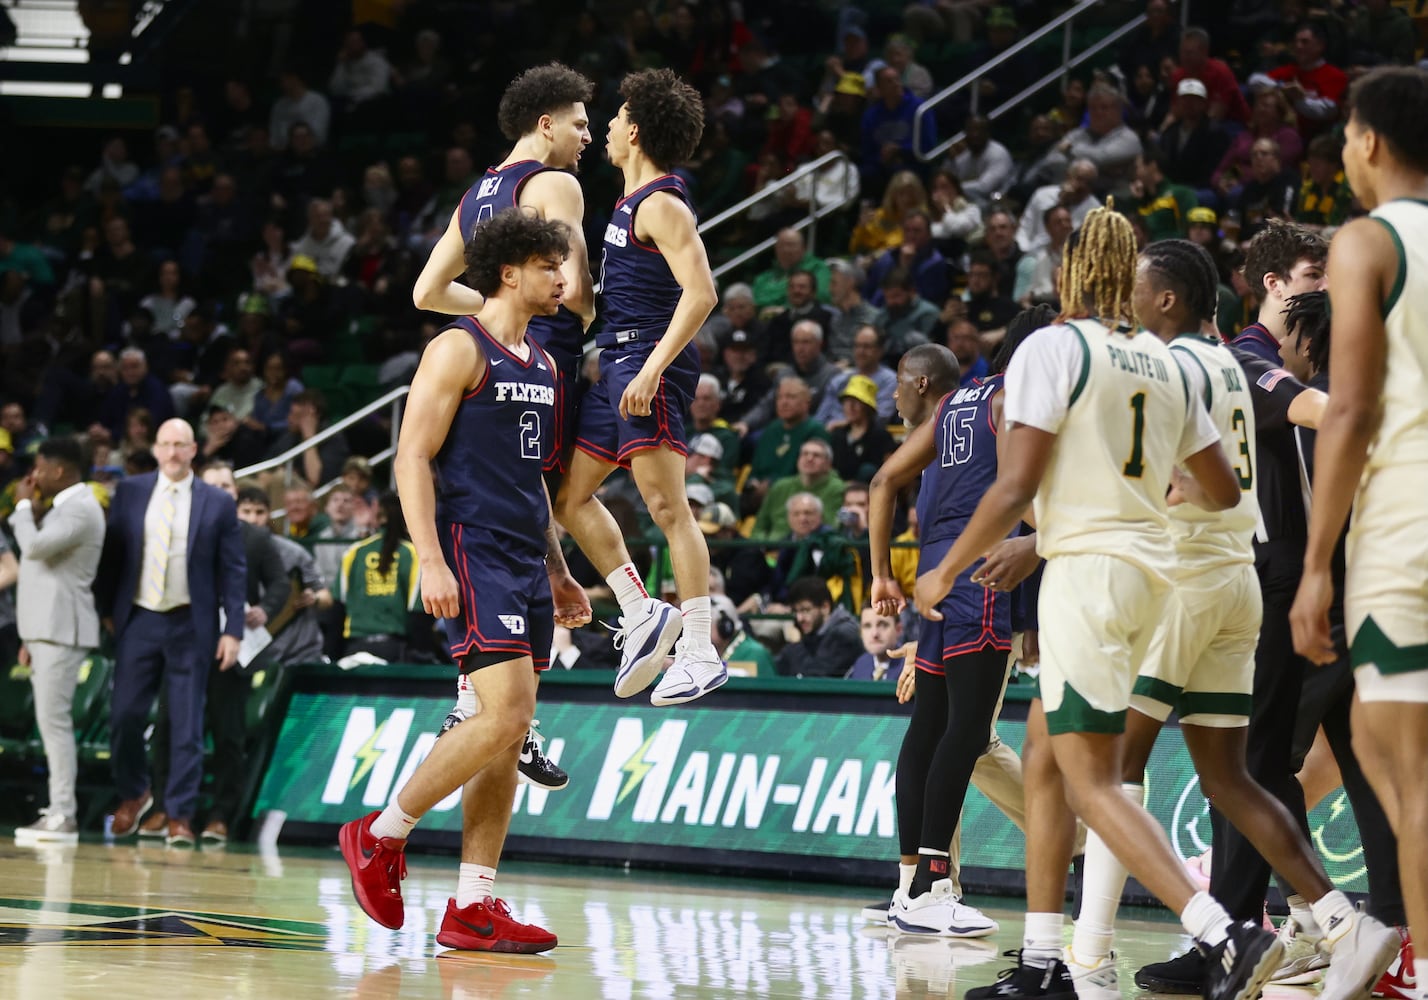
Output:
[1123, 391, 1146, 479]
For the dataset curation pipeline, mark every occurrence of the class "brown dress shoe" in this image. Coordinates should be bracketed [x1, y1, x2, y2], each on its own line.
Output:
[200, 820, 228, 844]
[166, 818, 196, 848]
[110, 791, 153, 837]
[138, 811, 169, 838]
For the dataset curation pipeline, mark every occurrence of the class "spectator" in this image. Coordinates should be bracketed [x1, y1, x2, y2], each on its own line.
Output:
[760, 93, 816, 174]
[962, 252, 1020, 336]
[312, 482, 364, 586]
[273, 123, 339, 215]
[846, 605, 904, 680]
[949, 116, 1015, 209]
[874, 266, 940, 358]
[884, 35, 933, 99]
[839, 480, 870, 539]
[1119, 0, 1181, 88]
[1213, 86, 1303, 194]
[773, 575, 863, 677]
[138, 259, 195, 340]
[1346, 0, 1416, 69]
[1294, 134, 1353, 231]
[927, 168, 982, 254]
[978, 208, 1024, 296]
[118, 408, 155, 465]
[207, 348, 262, 423]
[1249, 22, 1347, 141]
[1130, 146, 1199, 240]
[1006, 114, 1070, 207]
[1231, 138, 1298, 242]
[1172, 27, 1251, 124]
[828, 376, 896, 483]
[90, 217, 152, 324]
[263, 388, 349, 490]
[269, 70, 331, 150]
[715, 330, 773, 426]
[762, 270, 837, 365]
[849, 169, 928, 258]
[290, 199, 356, 281]
[755, 437, 848, 540]
[785, 129, 861, 225]
[712, 593, 775, 677]
[946, 317, 989, 386]
[335, 492, 421, 662]
[1158, 78, 1231, 190]
[98, 348, 174, 444]
[970, 6, 1034, 110]
[826, 258, 880, 363]
[818, 326, 898, 424]
[822, 71, 869, 152]
[328, 27, 393, 112]
[1015, 204, 1071, 305]
[860, 65, 935, 195]
[248, 352, 301, 438]
[685, 433, 739, 509]
[1016, 158, 1100, 252]
[198, 404, 265, 470]
[277, 256, 345, 350]
[281, 482, 329, 546]
[867, 209, 949, 309]
[744, 377, 829, 495]
[700, 283, 767, 357]
[751, 228, 832, 310]
[688, 375, 742, 480]
[1057, 84, 1142, 194]
[235, 486, 332, 668]
[85, 136, 139, 195]
[0, 228, 55, 288]
[1126, 57, 1175, 137]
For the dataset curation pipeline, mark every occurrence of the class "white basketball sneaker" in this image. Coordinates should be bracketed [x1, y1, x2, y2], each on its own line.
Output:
[1063, 946, 1120, 1000]
[610, 597, 683, 698]
[1320, 911, 1402, 1000]
[650, 640, 727, 707]
[889, 879, 999, 938]
[1269, 917, 1328, 985]
[14, 809, 78, 846]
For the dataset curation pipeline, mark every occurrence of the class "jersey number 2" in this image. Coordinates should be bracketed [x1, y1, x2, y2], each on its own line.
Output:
[519, 410, 542, 461]
[1123, 391, 1146, 479]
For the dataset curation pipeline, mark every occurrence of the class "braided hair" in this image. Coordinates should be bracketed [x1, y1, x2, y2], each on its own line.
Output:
[1057, 200, 1138, 326]
[1283, 290, 1330, 375]
[1139, 238, 1221, 326]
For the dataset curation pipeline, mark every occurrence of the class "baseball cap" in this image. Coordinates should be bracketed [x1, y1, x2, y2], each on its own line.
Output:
[723, 328, 755, 349]
[1187, 207, 1218, 225]
[699, 502, 738, 535]
[689, 433, 724, 461]
[1177, 78, 1209, 100]
[288, 254, 320, 275]
[835, 72, 867, 97]
[686, 482, 715, 507]
[839, 374, 879, 411]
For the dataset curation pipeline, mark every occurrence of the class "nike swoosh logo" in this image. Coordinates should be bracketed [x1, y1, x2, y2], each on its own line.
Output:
[491, 358, 504, 367]
[456, 914, 496, 937]
[520, 750, 534, 763]
[613, 356, 628, 363]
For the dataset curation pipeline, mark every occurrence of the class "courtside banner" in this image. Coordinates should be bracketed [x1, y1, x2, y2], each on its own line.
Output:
[254, 691, 1367, 891]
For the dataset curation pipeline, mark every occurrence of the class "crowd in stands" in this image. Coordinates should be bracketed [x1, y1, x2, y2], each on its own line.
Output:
[1, 0, 1423, 682]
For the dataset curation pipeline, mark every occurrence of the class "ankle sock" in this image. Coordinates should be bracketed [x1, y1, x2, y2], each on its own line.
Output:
[1180, 891, 1230, 948]
[1023, 911, 1065, 969]
[681, 596, 713, 649]
[898, 862, 916, 897]
[456, 863, 497, 908]
[607, 563, 649, 616]
[370, 801, 418, 841]
[1311, 890, 1357, 948]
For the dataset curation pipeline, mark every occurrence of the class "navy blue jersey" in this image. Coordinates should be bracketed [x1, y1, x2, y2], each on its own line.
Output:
[596, 175, 692, 349]
[917, 375, 1004, 559]
[435, 317, 556, 556]
[456, 160, 584, 374]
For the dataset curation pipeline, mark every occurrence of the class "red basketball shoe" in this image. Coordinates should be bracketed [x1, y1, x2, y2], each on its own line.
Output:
[1374, 925, 1416, 999]
[338, 811, 407, 930]
[436, 896, 557, 954]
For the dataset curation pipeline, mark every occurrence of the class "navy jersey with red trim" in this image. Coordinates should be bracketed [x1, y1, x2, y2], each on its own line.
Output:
[456, 160, 584, 373]
[596, 174, 692, 349]
[917, 375, 1004, 557]
[435, 316, 556, 556]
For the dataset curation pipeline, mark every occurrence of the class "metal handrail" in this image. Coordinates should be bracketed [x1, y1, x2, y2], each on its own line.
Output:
[234, 383, 408, 484]
[913, 0, 1144, 162]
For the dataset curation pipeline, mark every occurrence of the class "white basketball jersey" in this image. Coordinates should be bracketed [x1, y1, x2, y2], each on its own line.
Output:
[1006, 319, 1218, 584]
[1167, 335, 1258, 569]
[1364, 200, 1428, 472]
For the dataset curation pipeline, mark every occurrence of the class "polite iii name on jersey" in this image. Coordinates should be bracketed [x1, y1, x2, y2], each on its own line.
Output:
[493, 382, 556, 405]
[1106, 344, 1171, 383]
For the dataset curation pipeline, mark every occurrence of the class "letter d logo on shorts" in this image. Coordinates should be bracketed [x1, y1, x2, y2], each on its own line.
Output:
[497, 614, 527, 635]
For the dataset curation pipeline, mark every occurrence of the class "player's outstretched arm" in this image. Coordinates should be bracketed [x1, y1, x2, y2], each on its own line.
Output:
[525, 172, 595, 326]
[412, 208, 487, 316]
[617, 192, 717, 420]
[395, 330, 483, 619]
[868, 414, 938, 614]
[1292, 218, 1392, 664]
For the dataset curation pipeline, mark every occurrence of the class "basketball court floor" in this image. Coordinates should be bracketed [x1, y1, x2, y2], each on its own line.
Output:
[0, 839, 1320, 998]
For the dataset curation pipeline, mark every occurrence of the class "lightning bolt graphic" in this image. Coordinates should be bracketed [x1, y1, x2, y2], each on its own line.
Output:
[1329, 792, 1347, 822]
[349, 721, 387, 790]
[617, 730, 659, 804]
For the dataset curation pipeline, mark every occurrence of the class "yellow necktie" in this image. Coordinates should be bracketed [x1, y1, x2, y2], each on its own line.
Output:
[141, 486, 177, 607]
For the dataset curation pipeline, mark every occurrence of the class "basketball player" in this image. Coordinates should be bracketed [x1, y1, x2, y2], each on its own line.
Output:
[915, 206, 1281, 1000]
[555, 68, 724, 706]
[866, 342, 1020, 938]
[340, 211, 590, 952]
[1292, 65, 1428, 997]
[1065, 240, 1397, 998]
[411, 63, 596, 790]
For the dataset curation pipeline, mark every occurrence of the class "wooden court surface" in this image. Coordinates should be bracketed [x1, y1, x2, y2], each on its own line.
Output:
[0, 839, 1322, 998]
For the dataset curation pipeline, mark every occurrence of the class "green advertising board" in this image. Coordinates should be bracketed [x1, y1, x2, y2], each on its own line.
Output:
[255, 691, 1367, 891]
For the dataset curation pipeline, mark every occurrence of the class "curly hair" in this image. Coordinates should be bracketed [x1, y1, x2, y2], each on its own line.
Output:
[1242, 220, 1327, 299]
[1057, 201, 1137, 325]
[620, 69, 705, 169]
[1284, 290, 1331, 376]
[1140, 238, 1221, 326]
[497, 63, 594, 142]
[463, 210, 571, 296]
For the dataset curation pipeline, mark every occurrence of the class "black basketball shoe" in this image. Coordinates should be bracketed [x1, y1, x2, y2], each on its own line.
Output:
[1203, 920, 1284, 1000]
[965, 951, 1078, 999]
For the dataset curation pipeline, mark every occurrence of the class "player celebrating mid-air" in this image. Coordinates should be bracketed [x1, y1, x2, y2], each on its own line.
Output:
[916, 205, 1280, 1000]
[411, 62, 595, 791]
[555, 68, 724, 707]
[341, 210, 590, 953]
[1292, 65, 1428, 1000]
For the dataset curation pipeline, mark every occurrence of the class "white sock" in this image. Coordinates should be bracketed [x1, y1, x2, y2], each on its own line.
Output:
[1023, 911, 1065, 968]
[1413, 958, 1428, 995]
[1180, 890, 1230, 948]
[607, 563, 650, 616]
[454, 672, 478, 719]
[456, 863, 497, 908]
[1071, 782, 1138, 961]
[681, 596, 714, 649]
[1311, 890, 1357, 948]
[898, 862, 916, 896]
[1286, 892, 1322, 937]
[369, 801, 418, 841]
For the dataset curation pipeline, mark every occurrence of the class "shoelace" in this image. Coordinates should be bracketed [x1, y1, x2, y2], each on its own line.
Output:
[604, 619, 628, 650]
[526, 721, 546, 749]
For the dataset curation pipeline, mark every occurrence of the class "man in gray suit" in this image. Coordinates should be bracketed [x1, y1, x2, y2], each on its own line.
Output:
[11, 436, 106, 844]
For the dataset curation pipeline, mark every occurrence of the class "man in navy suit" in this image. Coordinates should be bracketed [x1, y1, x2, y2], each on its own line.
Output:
[99, 417, 246, 846]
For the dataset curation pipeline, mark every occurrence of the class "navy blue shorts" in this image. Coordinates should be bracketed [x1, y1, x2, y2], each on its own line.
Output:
[574, 341, 699, 468]
[544, 349, 581, 476]
[915, 538, 1012, 675]
[439, 522, 552, 671]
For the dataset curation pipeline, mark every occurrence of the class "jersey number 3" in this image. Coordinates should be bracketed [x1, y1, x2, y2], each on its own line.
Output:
[519, 410, 543, 461]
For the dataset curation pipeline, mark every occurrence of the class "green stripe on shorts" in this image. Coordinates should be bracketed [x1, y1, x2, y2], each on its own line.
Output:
[1132, 674, 1182, 709]
[1045, 682, 1126, 736]
[1351, 615, 1428, 676]
[1178, 692, 1253, 719]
